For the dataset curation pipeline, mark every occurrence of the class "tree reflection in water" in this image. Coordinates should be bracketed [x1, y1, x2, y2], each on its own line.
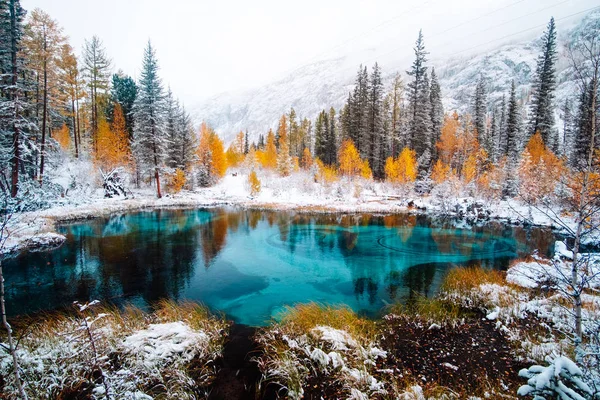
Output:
[3, 208, 556, 324]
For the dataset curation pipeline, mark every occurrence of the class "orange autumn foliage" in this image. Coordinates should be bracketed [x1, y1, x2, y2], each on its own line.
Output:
[437, 112, 479, 175]
[338, 139, 362, 178]
[385, 147, 417, 185]
[53, 123, 71, 151]
[167, 168, 186, 193]
[518, 131, 563, 203]
[261, 129, 277, 169]
[301, 147, 313, 170]
[197, 121, 227, 180]
[431, 160, 451, 184]
[95, 106, 131, 171]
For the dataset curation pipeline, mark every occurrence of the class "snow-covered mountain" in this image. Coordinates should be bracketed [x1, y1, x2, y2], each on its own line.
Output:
[191, 11, 598, 144]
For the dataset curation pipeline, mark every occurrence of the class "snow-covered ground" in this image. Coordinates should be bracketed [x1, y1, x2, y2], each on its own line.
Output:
[2, 169, 581, 255]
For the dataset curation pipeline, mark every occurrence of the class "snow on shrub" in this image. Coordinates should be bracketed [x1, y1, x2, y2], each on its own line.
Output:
[255, 304, 386, 400]
[0, 301, 228, 399]
[517, 356, 593, 399]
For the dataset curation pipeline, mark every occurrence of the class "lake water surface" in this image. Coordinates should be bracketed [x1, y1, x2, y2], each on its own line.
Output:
[3, 208, 555, 325]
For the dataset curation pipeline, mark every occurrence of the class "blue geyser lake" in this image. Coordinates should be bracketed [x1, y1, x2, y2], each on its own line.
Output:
[3, 208, 555, 326]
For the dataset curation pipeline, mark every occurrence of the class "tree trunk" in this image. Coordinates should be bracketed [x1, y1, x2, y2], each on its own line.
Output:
[9, 0, 19, 198]
[75, 82, 81, 153]
[39, 40, 48, 185]
[72, 97, 78, 158]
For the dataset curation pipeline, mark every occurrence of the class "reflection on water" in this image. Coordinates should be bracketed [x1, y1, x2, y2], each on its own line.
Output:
[3, 208, 556, 326]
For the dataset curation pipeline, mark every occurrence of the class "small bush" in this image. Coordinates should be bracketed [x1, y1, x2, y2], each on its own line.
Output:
[248, 170, 261, 196]
[167, 168, 187, 193]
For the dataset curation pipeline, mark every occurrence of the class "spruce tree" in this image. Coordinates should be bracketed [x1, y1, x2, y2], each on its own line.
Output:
[365, 63, 383, 177]
[388, 73, 404, 157]
[406, 30, 431, 168]
[276, 114, 292, 176]
[573, 80, 599, 167]
[327, 107, 337, 166]
[429, 67, 443, 161]
[110, 72, 137, 138]
[132, 41, 168, 198]
[165, 89, 194, 171]
[561, 98, 575, 158]
[0, 0, 34, 197]
[349, 65, 369, 153]
[315, 110, 328, 163]
[506, 81, 521, 162]
[498, 95, 508, 156]
[244, 130, 249, 154]
[82, 35, 111, 152]
[288, 108, 299, 157]
[416, 71, 432, 169]
[473, 74, 487, 149]
[528, 17, 558, 146]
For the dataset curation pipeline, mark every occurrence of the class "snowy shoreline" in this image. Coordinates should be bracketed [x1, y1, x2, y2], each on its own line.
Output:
[3, 179, 568, 256]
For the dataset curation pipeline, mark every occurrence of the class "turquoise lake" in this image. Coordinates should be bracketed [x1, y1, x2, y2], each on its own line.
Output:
[3, 208, 555, 326]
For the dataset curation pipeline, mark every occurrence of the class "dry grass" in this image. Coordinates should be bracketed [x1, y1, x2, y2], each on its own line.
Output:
[275, 302, 378, 341]
[0, 300, 228, 400]
[388, 296, 468, 326]
[441, 266, 505, 294]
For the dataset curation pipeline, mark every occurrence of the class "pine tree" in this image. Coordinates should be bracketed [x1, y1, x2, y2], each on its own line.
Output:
[348, 65, 369, 153]
[23, 8, 65, 184]
[276, 114, 292, 176]
[489, 104, 500, 162]
[429, 67, 443, 161]
[561, 98, 575, 158]
[82, 35, 111, 153]
[327, 107, 337, 166]
[315, 110, 329, 164]
[473, 74, 487, 150]
[0, 0, 33, 197]
[288, 107, 300, 157]
[416, 71, 432, 169]
[132, 41, 167, 198]
[506, 81, 521, 162]
[498, 94, 508, 156]
[165, 89, 195, 171]
[406, 30, 431, 169]
[56, 43, 83, 158]
[573, 80, 599, 167]
[388, 73, 404, 157]
[407, 30, 428, 147]
[244, 130, 249, 154]
[110, 72, 137, 138]
[528, 17, 558, 146]
[365, 63, 384, 178]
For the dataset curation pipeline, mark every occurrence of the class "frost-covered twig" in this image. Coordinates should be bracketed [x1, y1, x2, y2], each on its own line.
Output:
[0, 195, 28, 399]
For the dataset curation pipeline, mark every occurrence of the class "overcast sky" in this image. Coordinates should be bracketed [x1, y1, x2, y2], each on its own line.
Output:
[22, 0, 598, 106]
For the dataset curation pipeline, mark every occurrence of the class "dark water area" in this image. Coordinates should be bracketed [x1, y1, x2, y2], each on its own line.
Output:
[2, 208, 556, 326]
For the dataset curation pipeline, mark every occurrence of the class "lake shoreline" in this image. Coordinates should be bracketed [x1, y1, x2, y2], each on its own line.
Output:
[3, 189, 565, 256]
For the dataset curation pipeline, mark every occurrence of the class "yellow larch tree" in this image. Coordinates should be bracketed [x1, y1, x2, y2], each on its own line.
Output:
[518, 131, 563, 203]
[53, 123, 71, 151]
[111, 103, 132, 169]
[338, 139, 362, 178]
[276, 115, 292, 176]
[301, 147, 313, 170]
[431, 159, 451, 184]
[210, 134, 227, 179]
[196, 122, 228, 185]
[262, 129, 278, 169]
[385, 147, 417, 185]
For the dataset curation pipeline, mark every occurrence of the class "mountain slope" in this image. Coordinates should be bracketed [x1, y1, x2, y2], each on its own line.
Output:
[191, 12, 598, 144]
